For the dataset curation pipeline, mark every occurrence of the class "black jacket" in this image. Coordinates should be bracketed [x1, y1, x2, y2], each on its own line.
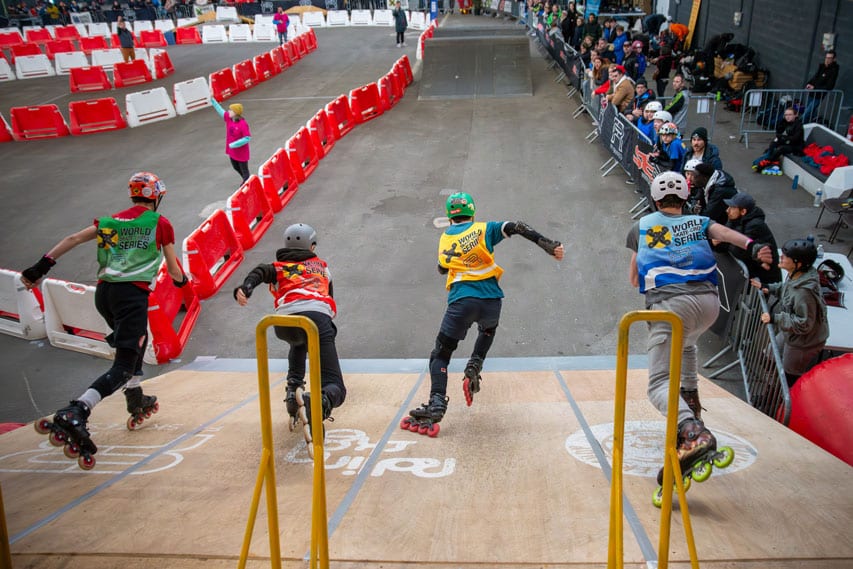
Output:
[699, 169, 737, 225]
[774, 117, 804, 151]
[807, 61, 839, 91]
[725, 206, 782, 284]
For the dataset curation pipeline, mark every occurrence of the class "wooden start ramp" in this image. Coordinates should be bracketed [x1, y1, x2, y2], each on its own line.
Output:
[1, 358, 852, 569]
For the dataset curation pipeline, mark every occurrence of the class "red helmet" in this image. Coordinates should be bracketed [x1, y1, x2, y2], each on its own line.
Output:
[632, 40, 643, 51]
[128, 172, 166, 200]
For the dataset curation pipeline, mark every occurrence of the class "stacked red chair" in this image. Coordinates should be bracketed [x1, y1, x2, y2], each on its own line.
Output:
[152, 50, 174, 79]
[44, 39, 76, 60]
[54, 25, 82, 43]
[324, 94, 356, 139]
[253, 52, 275, 81]
[307, 109, 337, 157]
[175, 27, 202, 44]
[113, 59, 152, 88]
[69, 65, 111, 92]
[79, 36, 108, 55]
[140, 30, 167, 47]
[233, 59, 258, 91]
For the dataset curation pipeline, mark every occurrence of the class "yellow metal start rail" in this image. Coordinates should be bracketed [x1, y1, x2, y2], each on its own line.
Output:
[238, 315, 330, 569]
[607, 310, 700, 569]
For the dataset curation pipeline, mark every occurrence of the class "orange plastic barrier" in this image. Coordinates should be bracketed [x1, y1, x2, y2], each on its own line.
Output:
[182, 209, 245, 300]
[79, 35, 108, 54]
[69, 65, 112, 92]
[44, 39, 75, 60]
[113, 58, 152, 88]
[146, 261, 201, 364]
[10, 43, 42, 62]
[10, 105, 71, 141]
[293, 34, 307, 57]
[69, 97, 127, 135]
[25, 28, 52, 45]
[257, 147, 300, 213]
[233, 59, 257, 90]
[253, 52, 275, 81]
[175, 26, 202, 44]
[284, 40, 300, 63]
[140, 29, 167, 47]
[152, 50, 174, 79]
[307, 109, 337, 157]
[226, 175, 274, 250]
[324, 94, 356, 138]
[304, 28, 318, 51]
[209, 68, 242, 100]
[0, 30, 24, 50]
[378, 73, 400, 111]
[395, 55, 413, 86]
[286, 126, 320, 182]
[54, 25, 82, 42]
[349, 83, 384, 124]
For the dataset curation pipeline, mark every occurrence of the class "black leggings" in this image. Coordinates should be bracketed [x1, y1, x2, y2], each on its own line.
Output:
[396, 31, 405, 44]
[230, 158, 250, 182]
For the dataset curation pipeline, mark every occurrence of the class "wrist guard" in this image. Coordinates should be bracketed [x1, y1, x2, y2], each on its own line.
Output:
[233, 283, 254, 301]
[22, 255, 55, 284]
[173, 274, 189, 288]
[536, 237, 561, 256]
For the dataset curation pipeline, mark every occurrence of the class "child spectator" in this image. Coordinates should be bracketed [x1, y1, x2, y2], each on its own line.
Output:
[650, 121, 686, 173]
[752, 106, 804, 175]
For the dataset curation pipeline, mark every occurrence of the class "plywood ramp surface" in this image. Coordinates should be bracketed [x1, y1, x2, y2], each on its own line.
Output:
[1, 363, 851, 569]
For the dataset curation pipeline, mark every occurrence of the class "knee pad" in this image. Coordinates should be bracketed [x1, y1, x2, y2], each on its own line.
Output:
[481, 326, 497, 337]
[430, 332, 458, 362]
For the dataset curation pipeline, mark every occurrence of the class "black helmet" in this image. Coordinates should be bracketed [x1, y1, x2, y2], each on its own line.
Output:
[781, 239, 818, 269]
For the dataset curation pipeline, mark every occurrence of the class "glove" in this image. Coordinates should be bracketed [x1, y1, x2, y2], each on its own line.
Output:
[232, 283, 253, 301]
[22, 255, 55, 284]
[536, 237, 561, 256]
[172, 274, 189, 288]
[747, 240, 768, 260]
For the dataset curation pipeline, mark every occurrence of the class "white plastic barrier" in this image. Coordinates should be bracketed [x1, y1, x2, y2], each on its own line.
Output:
[301, 11, 326, 28]
[350, 9, 372, 25]
[87, 22, 110, 37]
[177, 17, 197, 28]
[0, 269, 46, 340]
[373, 9, 393, 25]
[326, 10, 349, 26]
[41, 279, 113, 360]
[90, 48, 124, 72]
[409, 10, 426, 30]
[125, 87, 177, 128]
[15, 55, 56, 79]
[216, 6, 239, 21]
[254, 14, 274, 25]
[73, 23, 90, 37]
[174, 76, 212, 115]
[154, 19, 176, 33]
[202, 24, 228, 44]
[228, 23, 252, 42]
[110, 22, 120, 34]
[0, 59, 14, 82]
[54, 51, 89, 75]
[133, 20, 154, 34]
[252, 23, 277, 42]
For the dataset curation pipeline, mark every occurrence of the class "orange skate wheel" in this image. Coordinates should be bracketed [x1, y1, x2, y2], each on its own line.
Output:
[78, 454, 96, 470]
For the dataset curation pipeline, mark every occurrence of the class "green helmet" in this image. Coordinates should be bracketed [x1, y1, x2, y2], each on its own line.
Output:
[446, 192, 475, 219]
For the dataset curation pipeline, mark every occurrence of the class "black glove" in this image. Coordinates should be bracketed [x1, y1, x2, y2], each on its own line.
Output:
[747, 241, 769, 261]
[22, 255, 55, 284]
[233, 283, 253, 301]
[537, 237, 561, 256]
[172, 274, 189, 288]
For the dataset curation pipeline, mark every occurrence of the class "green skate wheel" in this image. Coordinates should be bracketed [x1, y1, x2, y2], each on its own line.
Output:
[679, 475, 692, 493]
[713, 446, 734, 468]
[652, 486, 664, 508]
[691, 461, 712, 482]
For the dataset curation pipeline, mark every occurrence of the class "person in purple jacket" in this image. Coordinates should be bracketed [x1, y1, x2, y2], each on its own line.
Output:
[210, 98, 252, 183]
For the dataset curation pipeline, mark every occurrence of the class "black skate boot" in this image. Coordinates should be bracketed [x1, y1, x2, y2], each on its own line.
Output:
[124, 386, 159, 431]
[462, 357, 483, 407]
[400, 393, 449, 437]
[284, 382, 305, 432]
[680, 388, 705, 421]
[34, 400, 98, 470]
[298, 391, 333, 459]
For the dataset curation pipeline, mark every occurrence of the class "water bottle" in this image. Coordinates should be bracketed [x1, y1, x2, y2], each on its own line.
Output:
[807, 234, 815, 246]
[792, 175, 799, 190]
[813, 187, 823, 207]
[817, 243, 825, 258]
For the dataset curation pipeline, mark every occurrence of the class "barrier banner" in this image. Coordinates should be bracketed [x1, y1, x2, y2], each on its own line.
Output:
[631, 131, 660, 211]
[710, 252, 749, 337]
[598, 103, 640, 181]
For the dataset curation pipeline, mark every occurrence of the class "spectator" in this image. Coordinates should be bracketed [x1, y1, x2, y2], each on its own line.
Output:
[643, 12, 666, 36]
[755, 239, 829, 386]
[803, 50, 839, 124]
[116, 18, 135, 63]
[209, 99, 252, 184]
[715, 192, 782, 285]
[685, 161, 737, 224]
[273, 7, 290, 45]
[751, 106, 804, 175]
[635, 100, 661, 141]
[583, 12, 601, 43]
[650, 121, 686, 172]
[547, 19, 564, 42]
[546, 3, 561, 27]
[664, 73, 690, 133]
[45, 1, 61, 23]
[561, 2, 578, 42]
[685, 127, 722, 171]
[570, 18, 586, 50]
[650, 108, 672, 144]
[595, 36, 615, 63]
[612, 25, 629, 64]
[393, 1, 408, 47]
[625, 77, 655, 122]
[602, 17, 616, 43]
[651, 29, 676, 96]
[164, 0, 178, 26]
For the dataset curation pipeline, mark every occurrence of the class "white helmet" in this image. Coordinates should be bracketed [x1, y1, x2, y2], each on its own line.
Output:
[652, 110, 672, 122]
[650, 171, 690, 201]
[683, 158, 703, 173]
[645, 101, 663, 113]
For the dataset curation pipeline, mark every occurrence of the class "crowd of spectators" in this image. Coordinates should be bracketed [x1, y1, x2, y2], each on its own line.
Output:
[6, 0, 197, 24]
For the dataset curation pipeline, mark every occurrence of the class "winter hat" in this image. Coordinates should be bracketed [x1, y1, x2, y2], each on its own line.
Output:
[723, 192, 756, 211]
[691, 127, 709, 143]
[693, 162, 716, 178]
[229, 103, 244, 116]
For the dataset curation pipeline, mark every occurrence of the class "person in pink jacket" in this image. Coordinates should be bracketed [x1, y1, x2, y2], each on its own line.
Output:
[210, 98, 252, 183]
[273, 6, 290, 45]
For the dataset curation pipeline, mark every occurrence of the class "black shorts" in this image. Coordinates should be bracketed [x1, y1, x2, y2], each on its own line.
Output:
[94, 281, 150, 352]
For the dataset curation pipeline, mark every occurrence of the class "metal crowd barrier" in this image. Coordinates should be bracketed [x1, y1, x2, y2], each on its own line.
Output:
[738, 88, 844, 148]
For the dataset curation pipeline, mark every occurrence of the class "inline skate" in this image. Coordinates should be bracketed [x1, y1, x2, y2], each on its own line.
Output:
[400, 393, 449, 437]
[124, 386, 159, 430]
[34, 401, 98, 470]
[462, 357, 483, 407]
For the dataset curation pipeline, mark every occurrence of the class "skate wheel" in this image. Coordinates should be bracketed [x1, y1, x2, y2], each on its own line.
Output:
[144, 411, 152, 419]
[426, 423, 440, 437]
[691, 461, 712, 483]
[64, 442, 80, 459]
[127, 416, 140, 431]
[713, 446, 735, 468]
[151, 402, 159, 414]
[48, 430, 66, 447]
[463, 378, 473, 407]
[652, 486, 664, 508]
[400, 417, 414, 430]
[681, 475, 692, 492]
[34, 418, 51, 435]
[78, 454, 96, 471]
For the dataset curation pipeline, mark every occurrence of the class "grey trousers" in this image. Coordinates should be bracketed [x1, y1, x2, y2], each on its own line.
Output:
[646, 292, 719, 425]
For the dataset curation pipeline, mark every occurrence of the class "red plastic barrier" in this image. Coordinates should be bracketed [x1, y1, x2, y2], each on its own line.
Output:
[209, 68, 242, 100]
[349, 83, 384, 124]
[0, 30, 24, 50]
[140, 29, 167, 47]
[307, 109, 336, 157]
[257, 147, 300, 213]
[324, 94, 356, 139]
[253, 52, 275, 81]
[395, 55, 413, 86]
[0, 114, 13, 143]
[69, 65, 112, 92]
[10, 43, 42, 62]
[284, 40, 299, 63]
[147, 260, 201, 364]
[113, 58, 152, 88]
[44, 39, 75, 60]
[10, 105, 71, 141]
[152, 50, 174, 79]
[786, 353, 853, 466]
[286, 126, 320, 182]
[79, 35, 108, 54]
[378, 73, 398, 111]
[293, 34, 307, 57]
[54, 25, 82, 42]
[25, 28, 52, 45]
[269, 46, 284, 73]
[175, 26, 202, 44]
[233, 59, 257, 91]
[272, 45, 292, 71]
[304, 28, 317, 51]
[69, 97, 126, 135]
[226, 175, 274, 250]
[182, 209, 244, 299]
